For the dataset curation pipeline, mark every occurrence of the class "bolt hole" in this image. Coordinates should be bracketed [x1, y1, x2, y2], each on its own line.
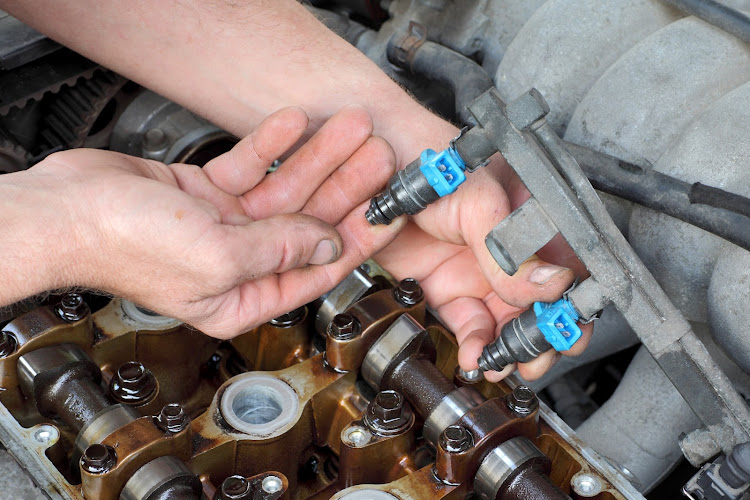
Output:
[572, 473, 604, 497]
[32, 425, 57, 445]
[262, 475, 283, 493]
[344, 426, 371, 447]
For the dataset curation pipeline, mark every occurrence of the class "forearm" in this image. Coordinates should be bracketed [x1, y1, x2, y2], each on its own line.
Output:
[0, 170, 81, 305]
[3, 0, 458, 167]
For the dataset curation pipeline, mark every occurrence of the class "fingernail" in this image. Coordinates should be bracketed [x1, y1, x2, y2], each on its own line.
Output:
[309, 239, 339, 265]
[529, 264, 568, 284]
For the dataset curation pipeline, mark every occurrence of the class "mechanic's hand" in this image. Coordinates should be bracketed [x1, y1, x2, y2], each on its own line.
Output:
[27, 106, 402, 338]
[374, 119, 592, 383]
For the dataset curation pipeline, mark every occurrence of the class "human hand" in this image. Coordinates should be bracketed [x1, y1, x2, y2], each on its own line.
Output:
[374, 118, 592, 382]
[19, 106, 402, 338]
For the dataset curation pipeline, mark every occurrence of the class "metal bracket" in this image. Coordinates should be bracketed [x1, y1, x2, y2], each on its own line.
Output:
[467, 87, 750, 464]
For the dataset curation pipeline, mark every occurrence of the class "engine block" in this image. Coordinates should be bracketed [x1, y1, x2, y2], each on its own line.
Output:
[0, 266, 638, 499]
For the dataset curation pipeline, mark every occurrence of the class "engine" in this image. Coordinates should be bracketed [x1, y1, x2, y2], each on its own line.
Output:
[2, 0, 750, 498]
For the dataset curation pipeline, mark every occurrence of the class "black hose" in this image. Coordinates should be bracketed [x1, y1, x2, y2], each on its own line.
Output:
[563, 140, 750, 252]
[387, 38, 494, 126]
[690, 182, 750, 220]
[661, 0, 750, 44]
[307, 6, 371, 46]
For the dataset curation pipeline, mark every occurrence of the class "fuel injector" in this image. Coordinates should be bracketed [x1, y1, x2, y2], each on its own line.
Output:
[477, 291, 584, 372]
[366, 87, 590, 372]
[365, 128, 494, 225]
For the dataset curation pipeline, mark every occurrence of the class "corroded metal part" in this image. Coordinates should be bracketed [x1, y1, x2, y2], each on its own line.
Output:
[80, 416, 193, 500]
[326, 289, 426, 373]
[0, 280, 634, 499]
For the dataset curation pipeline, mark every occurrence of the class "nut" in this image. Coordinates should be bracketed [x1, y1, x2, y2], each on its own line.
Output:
[55, 293, 89, 322]
[157, 403, 190, 433]
[0, 331, 17, 358]
[109, 361, 157, 406]
[393, 278, 424, 305]
[439, 425, 472, 453]
[328, 313, 361, 341]
[507, 385, 538, 416]
[364, 390, 413, 435]
[81, 444, 117, 474]
[219, 475, 252, 499]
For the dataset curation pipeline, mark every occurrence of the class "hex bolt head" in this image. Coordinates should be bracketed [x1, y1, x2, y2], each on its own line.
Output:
[269, 306, 306, 327]
[328, 313, 361, 341]
[55, 293, 89, 322]
[364, 390, 413, 435]
[219, 475, 252, 499]
[373, 390, 404, 421]
[439, 425, 473, 453]
[393, 278, 424, 305]
[109, 361, 157, 405]
[158, 403, 190, 433]
[507, 385, 539, 416]
[0, 331, 17, 358]
[81, 444, 117, 474]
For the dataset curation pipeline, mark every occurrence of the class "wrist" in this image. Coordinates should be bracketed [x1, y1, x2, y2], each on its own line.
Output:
[374, 101, 460, 170]
[0, 169, 87, 304]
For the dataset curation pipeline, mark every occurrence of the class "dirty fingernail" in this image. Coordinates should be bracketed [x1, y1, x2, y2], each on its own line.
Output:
[309, 239, 339, 265]
[529, 264, 568, 284]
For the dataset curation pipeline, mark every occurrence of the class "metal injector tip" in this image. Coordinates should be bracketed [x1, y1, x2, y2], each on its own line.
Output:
[365, 196, 397, 225]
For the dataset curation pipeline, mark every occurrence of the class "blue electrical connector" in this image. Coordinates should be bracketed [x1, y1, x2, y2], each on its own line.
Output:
[365, 133, 476, 226]
[533, 298, 582, 352]
[418, 147, 468, 197]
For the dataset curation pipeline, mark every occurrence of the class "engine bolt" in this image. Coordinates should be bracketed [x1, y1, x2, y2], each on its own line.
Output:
[439, 425, 472, 453]
[219, 475, 252, 499]
[269, 306, 306, 327]
[0, 331, 18, 358]
[364, 390, 413, 435]
[109, 361, 157, 406]
[157, 403, 190, 433]
[80, 444, 117, 474]
[507, 385, 539, 416]
[55, 293, 89, 322]
[328, 313, 361, 341]
[393, 278, 424, 305]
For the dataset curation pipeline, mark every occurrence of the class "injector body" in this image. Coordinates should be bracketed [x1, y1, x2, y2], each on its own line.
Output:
[478, 295, 583, 372]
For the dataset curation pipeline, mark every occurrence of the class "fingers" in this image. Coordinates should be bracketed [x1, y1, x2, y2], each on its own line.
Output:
[515, 350, 562, 382]
[196, 204, 407, 338]
[203, 107, 309, 196]
[169, 163, 251, 225]
[301, 136, 396, 225]
[215, 213, 343, 282]
[275, 203, 407, 306]
[242, 105, 374, 219]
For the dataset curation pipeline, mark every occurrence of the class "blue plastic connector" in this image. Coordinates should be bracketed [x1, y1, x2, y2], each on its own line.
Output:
[418, 147, 467, 197]
[533, 298, 582, 352]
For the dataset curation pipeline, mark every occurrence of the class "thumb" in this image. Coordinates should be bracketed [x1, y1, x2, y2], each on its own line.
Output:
[220, 213, 343, 280]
